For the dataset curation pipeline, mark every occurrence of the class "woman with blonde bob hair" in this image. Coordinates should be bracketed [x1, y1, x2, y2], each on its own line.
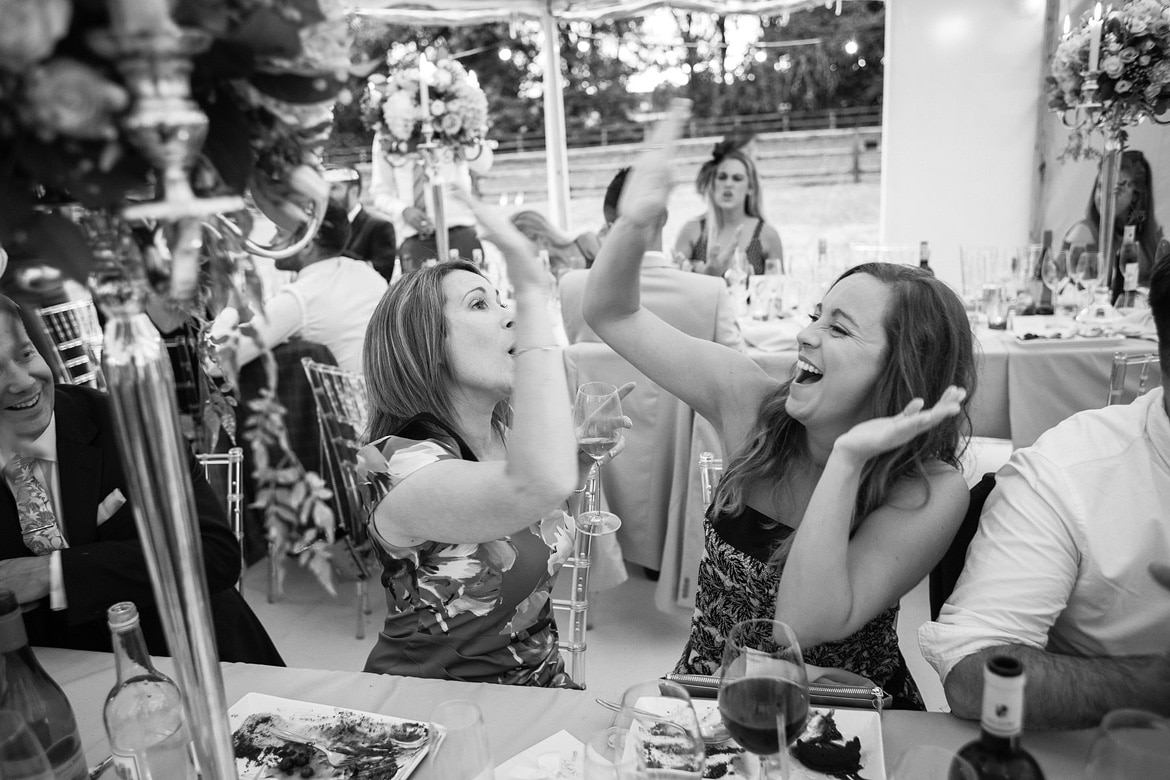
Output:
[356, 200, 587, 687]
[586, 102, 975, 709]
[509, 209, 600, 276]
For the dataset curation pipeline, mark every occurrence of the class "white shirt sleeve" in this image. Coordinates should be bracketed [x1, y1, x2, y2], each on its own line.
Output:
[234, 290, 305, 367]
[370, 135, 408, 225]
[49, 550, 65, 610]
[918, 452, 1081, 683]
[713, 284, 746, 352]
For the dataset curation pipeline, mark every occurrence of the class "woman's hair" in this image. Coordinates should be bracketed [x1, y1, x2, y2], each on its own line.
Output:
[509, 210, 595, 274]
[710, 262, 976, 565]
[695, 144, 765, 221]
[363, 260, 509, 444]
[1085, 149, 1161, 260]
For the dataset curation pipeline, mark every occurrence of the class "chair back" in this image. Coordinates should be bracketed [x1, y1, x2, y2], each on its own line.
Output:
[33, 298, 106, 390]
[301, 358, 369, 543]
[929, 472, 996, 620]
[197, 447, 245, 586]
[699, 451, 723, 507]
[163, 325, 203, 449]
[1108, 351, 1161, 406]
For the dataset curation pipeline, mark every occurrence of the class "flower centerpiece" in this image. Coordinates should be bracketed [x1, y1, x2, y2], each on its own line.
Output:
[1047, 0, 1170, 158]
[363, 48, 489, 156]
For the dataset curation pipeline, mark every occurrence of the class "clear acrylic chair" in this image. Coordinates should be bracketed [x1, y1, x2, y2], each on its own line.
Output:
[699, 451, 724, 506]
[552, 491, 606, 688]
[196, 447, 246, 591]
[33, 298, 106, 390]
[1108, 352, 1161, 406]
[300, 358, 376, 640]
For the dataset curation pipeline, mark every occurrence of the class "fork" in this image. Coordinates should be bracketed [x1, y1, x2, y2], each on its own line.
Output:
[594, 697, 730, 745]
[266, 726, 363, 769]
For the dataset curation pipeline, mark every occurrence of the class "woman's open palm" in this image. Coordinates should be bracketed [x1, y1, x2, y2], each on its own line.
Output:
[834, 386, 967, 462]
[618, 98, 690, 227]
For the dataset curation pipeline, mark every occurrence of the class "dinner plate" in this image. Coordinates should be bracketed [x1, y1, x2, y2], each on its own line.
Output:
[692, 700, 886, 780]
[229, 692, 436, 780]
[1012, 332, 1126, 349]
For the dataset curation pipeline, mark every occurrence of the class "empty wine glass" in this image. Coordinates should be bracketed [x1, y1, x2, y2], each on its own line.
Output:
[718, 619, 809, 780]
[0, 710, 53, 780]
[1085, 709, 1170, 779]
[583, 727, 639, 780]
[429, 700, 493, 780]
[614, 680, 705, 778]
[1074, 250, 1105, 323]
[1041, 250, 1070, 317]
[573, 382, 624, 535]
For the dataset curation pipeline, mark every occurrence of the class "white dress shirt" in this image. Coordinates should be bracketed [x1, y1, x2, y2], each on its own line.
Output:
[919, 386, 1170, 683]
[369, 135, 493, 240]
[1, 415, 66, 609]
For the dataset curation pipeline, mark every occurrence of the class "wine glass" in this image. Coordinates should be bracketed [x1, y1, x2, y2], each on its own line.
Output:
[889, 746, 978, 779]
[1085, 709, 1170, 779]
[718, 619, 809, 780]
[583, 727, 639, 780]
[1074, 250, 1103, 322]
[1041, 250, 1070, 317]
[573, 381, 624, 535]
[0, 710, 53, 780]
[429, 700, 493, 780]
[614, 680, 705, 778]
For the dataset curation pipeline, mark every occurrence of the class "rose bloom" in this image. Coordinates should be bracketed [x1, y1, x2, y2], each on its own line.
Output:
[430, 99, 446, 117]
[1103, 54, 1125, 77]
[1120, 46, 1139, 63]
[1145, 83, 1162, 101]
[1140, 54, 1152, 65]
[431, 67, 454, 90]
[440, 111, 462, 136]
[1129, 18, 1149, 35]
[0, 0, 70, 72]
[23, 58, 127, 140]
[1115, 79, 1133, 93]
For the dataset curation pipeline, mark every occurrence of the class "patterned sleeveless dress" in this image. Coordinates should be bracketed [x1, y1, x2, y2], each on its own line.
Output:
[674, 506, 924, 710]
[691, 217, 770, 275]
[355, 418, 578, 687]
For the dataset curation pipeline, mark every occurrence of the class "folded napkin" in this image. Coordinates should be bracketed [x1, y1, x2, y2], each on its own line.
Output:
[1116, 308, 1157, 339]
[738, 317, 802, 353]
[495, 729, 583, 780]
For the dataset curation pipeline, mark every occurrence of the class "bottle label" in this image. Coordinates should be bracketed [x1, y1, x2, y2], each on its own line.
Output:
[111, 751, 143, 780]
[45, 734, 88, 780]
[1123, 261, 1139, 292]
[981, 670, 1024, 738]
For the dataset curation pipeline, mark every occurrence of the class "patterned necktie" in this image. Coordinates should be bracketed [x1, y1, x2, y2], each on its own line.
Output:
[3, 455, 67, 555]
[412, 162, 428, 215]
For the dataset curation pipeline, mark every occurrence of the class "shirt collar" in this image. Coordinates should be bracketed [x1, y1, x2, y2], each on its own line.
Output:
[348, 203, 362, 222]
[0, 413, 57, 470]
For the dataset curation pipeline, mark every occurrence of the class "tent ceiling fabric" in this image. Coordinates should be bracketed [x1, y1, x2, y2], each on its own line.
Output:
[352, 0, 854, 24]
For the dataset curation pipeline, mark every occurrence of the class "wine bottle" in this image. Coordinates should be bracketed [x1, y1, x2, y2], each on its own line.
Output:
[955, 655, 1045, 780]
[1032, 230, 1054, 315]
[103, 602, 196, 780]
[0, 591, 88, 780]
[1114, 225, 1141, 309]
[918, 241, 934, 276]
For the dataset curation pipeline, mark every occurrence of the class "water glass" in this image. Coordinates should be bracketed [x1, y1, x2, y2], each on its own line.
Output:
[614, 680, 705, 777]
[889, 745, 977, 779]
[583, 727, 639, 780]
[1085, 709, 1170, 779]
[430, 700, 495, 780]
[0, 710, 53, 780]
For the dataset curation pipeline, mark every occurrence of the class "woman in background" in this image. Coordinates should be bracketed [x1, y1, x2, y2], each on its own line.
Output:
[588, 103, 975, 709]
[510, 209, 600, 276]
[673, 139, 783, 277]
[1062, 149, 1163, 294]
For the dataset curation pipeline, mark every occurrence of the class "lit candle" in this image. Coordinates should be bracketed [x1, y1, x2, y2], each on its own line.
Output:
[418, 51, 430, 127]
[1063, 15, 1071, 38]
[107, 0, 177, 36]
[1088, 3, 1103, 72]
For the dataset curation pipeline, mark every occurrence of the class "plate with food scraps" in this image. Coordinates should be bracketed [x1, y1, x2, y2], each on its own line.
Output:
[230, 692, 437, 780]
[692, 701, 885, 780]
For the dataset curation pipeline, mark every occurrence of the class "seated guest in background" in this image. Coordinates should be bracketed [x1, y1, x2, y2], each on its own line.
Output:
[213, 202, 387, 374]
[919, 257, 1170, 729]
[0, 296, 282, 664]
[559, 168, 744, 351]
[673, 138, 783, 277]
[510, 210, 599, 276]
[1062, 149, 1163, 295]
[370, 134, 493, 272]
[327, 166, 398, 284]
[584, 104, 975, 709]
[356, 195, 605, 687]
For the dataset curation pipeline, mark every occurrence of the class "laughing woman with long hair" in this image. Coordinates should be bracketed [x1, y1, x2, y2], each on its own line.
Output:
[586, 103, 975, 709]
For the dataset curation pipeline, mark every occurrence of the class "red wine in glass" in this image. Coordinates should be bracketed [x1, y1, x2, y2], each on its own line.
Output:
[718, 676, 809, 754]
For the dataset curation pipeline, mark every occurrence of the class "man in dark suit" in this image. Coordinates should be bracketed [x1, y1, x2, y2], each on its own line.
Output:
[0, 295, 283, 664]
[328, 166, 398, 283]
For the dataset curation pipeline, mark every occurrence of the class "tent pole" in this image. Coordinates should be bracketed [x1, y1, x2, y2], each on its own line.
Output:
[540, 9, 571, 230]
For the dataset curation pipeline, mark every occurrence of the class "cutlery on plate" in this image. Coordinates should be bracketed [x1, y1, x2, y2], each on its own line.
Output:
[593, 697, 730, 745]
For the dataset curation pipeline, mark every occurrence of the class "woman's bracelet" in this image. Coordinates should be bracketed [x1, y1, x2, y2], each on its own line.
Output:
[512, 345, 561, 356]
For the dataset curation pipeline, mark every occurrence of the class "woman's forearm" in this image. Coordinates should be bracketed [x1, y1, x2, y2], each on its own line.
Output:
[775, 450, 865, 645]
[582, 218, 647, 332]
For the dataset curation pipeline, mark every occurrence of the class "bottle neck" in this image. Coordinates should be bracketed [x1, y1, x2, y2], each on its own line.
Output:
[980, 666, 1025, 742]
[111, 622, 155, 682]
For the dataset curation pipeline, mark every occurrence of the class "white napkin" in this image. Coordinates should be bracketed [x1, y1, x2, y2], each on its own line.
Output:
[739, 317, 802, 352]
[495, 730, 583, 780]
[1117, 308, 1157, 339]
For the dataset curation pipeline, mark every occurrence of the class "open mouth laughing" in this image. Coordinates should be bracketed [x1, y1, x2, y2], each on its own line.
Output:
[7, 395, 39, 411]
[794, 358, 823, 384]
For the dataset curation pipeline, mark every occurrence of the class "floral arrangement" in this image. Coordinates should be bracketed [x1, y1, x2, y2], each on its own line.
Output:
[363, 49, 489, 155]
[1047, 0, 1170, 157]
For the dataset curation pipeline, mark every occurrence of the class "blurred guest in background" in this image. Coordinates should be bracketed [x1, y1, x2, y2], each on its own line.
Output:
[356, 196, 603, 687]
[674, 139, 783, 276]
[327, 166, 397, 284]
[510, 210, 599, 276]
[370, 135, 493, 272]
[560, 167, 743, 350]
[211, 202, 386, 373]
[920, 256, 1170, 729]
[586, 106, 975, 708]
[1062, 149, 1163, 295]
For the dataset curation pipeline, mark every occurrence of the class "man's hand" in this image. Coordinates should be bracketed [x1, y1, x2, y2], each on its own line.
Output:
[403, 206, 433, 237]
[0, 557, 51, 604]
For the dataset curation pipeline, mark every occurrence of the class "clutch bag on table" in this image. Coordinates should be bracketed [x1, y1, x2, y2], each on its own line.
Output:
[662, 672, 891, 712]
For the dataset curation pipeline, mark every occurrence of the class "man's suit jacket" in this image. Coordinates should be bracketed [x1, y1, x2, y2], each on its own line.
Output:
[558, 253, 744, 350]
[344, 206, 397, 282]
[0, 385, 283, 664]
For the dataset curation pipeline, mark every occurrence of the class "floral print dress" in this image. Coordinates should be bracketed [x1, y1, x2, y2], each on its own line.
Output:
[355, 422, 577, 687]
